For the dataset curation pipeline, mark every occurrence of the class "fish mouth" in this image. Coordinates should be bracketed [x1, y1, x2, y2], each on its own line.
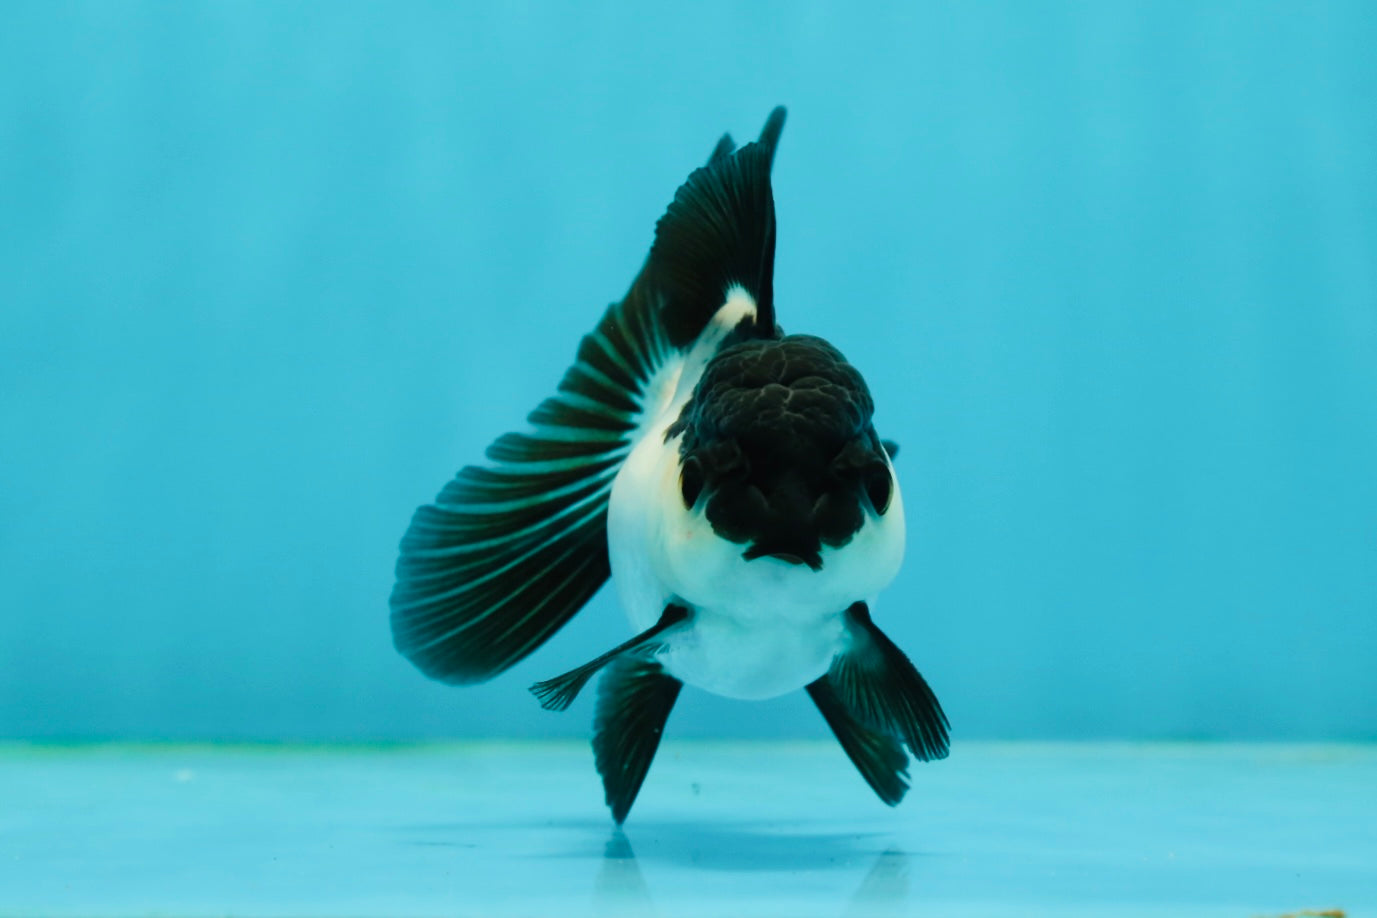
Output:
[742, 545, 823, 571]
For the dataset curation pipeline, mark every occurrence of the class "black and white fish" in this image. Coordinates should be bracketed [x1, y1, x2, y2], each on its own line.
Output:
[390, 107, 949, 823]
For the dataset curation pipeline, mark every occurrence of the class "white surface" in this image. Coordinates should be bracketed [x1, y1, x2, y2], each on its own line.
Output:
[1, 741, 1371, 917]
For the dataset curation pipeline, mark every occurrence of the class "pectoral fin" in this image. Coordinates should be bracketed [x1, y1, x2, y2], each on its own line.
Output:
[593, 657, 683, 824]
[529, 604, 689, 712]
[807, 676, 911, 806]
[829, 602, 950, 763]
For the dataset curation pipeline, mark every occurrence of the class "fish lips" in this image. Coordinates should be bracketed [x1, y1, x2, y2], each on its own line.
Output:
[741, 542, 824, 571]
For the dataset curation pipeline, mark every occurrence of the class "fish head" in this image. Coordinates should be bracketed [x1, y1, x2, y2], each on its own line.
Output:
[668, 334, 898, 571]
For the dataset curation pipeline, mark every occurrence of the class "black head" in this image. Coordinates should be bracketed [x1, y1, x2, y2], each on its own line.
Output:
[666, 334, 895, 569]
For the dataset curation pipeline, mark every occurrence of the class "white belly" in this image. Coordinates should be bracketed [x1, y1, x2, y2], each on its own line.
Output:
[657, 588, 850, 699]
[606, 419, 906, 700]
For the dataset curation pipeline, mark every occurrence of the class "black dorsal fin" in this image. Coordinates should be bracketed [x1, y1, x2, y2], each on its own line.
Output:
[644, 106, 786, 345]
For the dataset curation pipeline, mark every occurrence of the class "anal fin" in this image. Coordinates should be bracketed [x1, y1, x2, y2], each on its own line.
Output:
[592, 656, 683, 824]
[529, 604, 689, 711]
[831, 602, 950, 762]
[807, 676, 910, 806]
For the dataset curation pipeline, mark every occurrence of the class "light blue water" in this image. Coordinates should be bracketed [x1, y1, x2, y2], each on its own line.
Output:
[2, 3, 1375, 744]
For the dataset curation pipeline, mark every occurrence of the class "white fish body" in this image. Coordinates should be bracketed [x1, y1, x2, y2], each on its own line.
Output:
[606, 297, 907, 699]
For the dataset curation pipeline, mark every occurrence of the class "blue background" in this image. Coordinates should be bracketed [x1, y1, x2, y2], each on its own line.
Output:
[2, 2, 1374, 742]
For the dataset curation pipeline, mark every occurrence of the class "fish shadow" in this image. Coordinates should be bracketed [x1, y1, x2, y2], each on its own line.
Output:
[398, 821, 919, 915]
[547, 817, 903, 873]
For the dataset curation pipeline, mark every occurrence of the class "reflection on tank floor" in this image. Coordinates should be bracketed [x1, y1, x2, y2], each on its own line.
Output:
[1, 741, 1372, 917]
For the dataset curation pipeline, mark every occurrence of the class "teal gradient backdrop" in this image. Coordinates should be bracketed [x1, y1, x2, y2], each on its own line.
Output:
[2, 2, 1374, 741]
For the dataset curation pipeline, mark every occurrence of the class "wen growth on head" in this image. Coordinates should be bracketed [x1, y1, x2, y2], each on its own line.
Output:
[390, 107, 949, 823]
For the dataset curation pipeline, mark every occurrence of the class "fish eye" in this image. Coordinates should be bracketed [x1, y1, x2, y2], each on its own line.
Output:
[680, 459, 704, 509]
[864, 467, 892, 515]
